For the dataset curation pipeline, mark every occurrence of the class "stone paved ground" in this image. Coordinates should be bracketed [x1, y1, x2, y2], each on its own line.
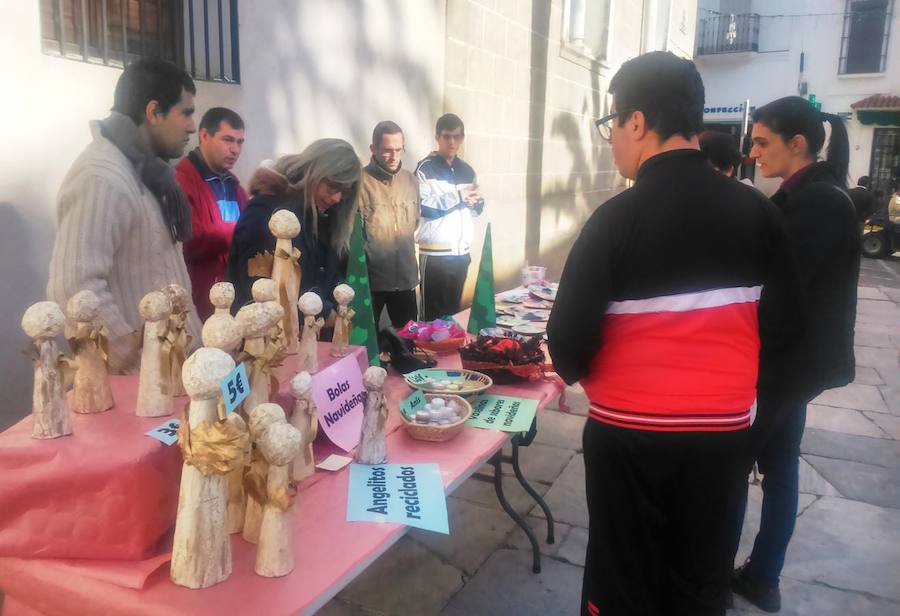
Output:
[320, 256, 900, 616]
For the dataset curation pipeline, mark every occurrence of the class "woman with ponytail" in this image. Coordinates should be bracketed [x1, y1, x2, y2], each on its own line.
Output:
[731, 97, 860, 612]
[226, 139, 361, 317]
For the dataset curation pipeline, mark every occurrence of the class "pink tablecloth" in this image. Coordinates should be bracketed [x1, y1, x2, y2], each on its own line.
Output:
[0, 339, 562, 616]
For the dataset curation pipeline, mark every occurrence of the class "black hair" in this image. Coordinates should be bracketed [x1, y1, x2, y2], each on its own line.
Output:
[199, 107, 244, 134]
[608, 51, 705, 140]
[436, 113, 465, 137]
[372, 120, 404, 146]
[752, 96, 849, 187]
[856, 175, 870, 188]
[699, 131, 742, 175]
[112, 57, 196, 125]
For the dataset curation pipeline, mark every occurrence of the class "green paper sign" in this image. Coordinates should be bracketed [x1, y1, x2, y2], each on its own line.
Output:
[347, 214, 380, 367]
[467, 394, 538, 433]
[400, 389, 427, 418]
[467, 223, 497, 335]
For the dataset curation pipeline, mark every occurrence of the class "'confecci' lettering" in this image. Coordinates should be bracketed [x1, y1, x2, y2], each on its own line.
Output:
[323, 391, 367, 427]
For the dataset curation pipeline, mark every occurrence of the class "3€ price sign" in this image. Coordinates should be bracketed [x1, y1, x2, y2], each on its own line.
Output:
[145, 418, 181, 446]
[220, 362, 249, 415]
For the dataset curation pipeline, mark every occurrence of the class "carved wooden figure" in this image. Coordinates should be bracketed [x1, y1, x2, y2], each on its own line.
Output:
[22, 301, 73, 439]
[171, 347, 245, 589]
[252, 278, 286, 352]
[136, 291, 174, 417]
[209, 282, 236, 316]
[297, 292, 324, 373]
[331, 284, 356, 358]
[201, 308, 243, 359]
[356, 366, 389, 464]
[250, 403, 302, 577]
[66, 290, 114, 413]
[242, 402, 284, 544]
[269, 210, 302, 355]
[162, 283, 192, 397]
[289, 371, 317, 482]
[236, 302, 276, 413]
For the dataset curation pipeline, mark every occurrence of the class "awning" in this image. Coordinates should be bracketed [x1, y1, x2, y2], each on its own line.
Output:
[851, 94, 900, 126]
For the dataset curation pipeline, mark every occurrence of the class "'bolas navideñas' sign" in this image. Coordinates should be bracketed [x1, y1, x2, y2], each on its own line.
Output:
[310, 353, 366, 451]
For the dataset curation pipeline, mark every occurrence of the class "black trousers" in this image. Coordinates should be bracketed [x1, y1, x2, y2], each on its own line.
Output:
[371, 289, 418, 330]
[581, 420, 748, 616]
[419, 254, 470, 321]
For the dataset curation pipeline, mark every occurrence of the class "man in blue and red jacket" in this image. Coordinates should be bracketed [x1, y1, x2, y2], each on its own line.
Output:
[176, 107, 248, 319]
[548, 52, 801, 616]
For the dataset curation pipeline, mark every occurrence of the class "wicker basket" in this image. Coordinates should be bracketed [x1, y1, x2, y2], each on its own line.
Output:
[404, 368, 493, 397]
[400, 394, 472, 442]
[415, 336, 467, 354]
[459, 358, 545, 384]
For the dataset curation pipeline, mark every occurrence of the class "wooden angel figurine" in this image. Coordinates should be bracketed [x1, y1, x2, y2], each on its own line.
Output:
[297, 292, 324, 373]
[242, 402, 284, 544]
[250, 403, 302, 577]
[201, 303, 243, 360]
[269, 210, 302, 355]
[252, 278, 286, 352]
[356, 366, 389, 464]
[22, 301, 73, 439]
[331, 284, 356, 358]
[171, 347, 247, 589]
[236, 302, 278, 413]
[161, 283, 192, 397]
[66, 290, 114, 413]
[209, 282, 236, 316]
[136, 291, 174, 417]
[289, 371, 318, 482]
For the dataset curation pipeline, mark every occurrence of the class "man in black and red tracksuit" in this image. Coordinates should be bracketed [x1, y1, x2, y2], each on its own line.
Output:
[547, 52, 800, 616]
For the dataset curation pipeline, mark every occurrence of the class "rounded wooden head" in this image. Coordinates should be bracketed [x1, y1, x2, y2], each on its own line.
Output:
[235, 303, 271, 338]
[201, 314, 243, 352]
[162, 283, 191, 314]
[363, 366, 387, 390]
[290, 371, 312, 398]
[251, 278, 277, 303]
[268, 209, 301, 239]
[209, 282, 235, 311]
[66, 290, 101, 322]
[182, 347, 235, 399]
[298, 292, 323, 316]
[138, 291, 172, 322]
[264, 301, 284, 326]
[248, 402, 287, 438]
[333, 284, 355, 306]
[258, 422, 302, 466]
[22, 301, 66, 339]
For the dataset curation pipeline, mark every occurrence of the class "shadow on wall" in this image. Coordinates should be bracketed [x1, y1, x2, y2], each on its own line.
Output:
[0, 203, 46, 431]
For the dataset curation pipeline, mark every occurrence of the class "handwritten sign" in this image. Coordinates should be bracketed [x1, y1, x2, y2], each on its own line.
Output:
[219, 362, 249, 415]
[405, 369, 464, 385]
[467, 395, 538, 433]
[346, 464, 449, 534]
[145, 418, 181, 446]
[310, 353, 366, 452]
[400, 389, 427, 418]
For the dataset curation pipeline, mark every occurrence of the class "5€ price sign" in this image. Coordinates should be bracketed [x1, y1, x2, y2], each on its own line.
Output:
[220, 362, 249, 415]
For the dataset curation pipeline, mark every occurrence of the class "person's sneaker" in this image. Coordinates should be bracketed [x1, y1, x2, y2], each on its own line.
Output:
[731, 563, 781, 612]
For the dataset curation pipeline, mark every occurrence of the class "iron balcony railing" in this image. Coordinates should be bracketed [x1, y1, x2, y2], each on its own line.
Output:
[697, 13, 760, 55]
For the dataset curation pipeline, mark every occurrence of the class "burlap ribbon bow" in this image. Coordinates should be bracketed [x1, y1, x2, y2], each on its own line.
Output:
[178, 402, 249, 476]
[158, 314, 191, 396]
[244, 448, 296, 512]
[274, 246, 303, 342]
[68, 324, 110, 363]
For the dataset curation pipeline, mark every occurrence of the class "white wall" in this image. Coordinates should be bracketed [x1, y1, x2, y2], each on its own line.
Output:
[0, 1, 445, 428]
[696, 0, 900, 184]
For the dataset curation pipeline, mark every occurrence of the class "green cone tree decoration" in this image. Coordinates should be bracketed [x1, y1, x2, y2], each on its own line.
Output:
[347, 214, 380, 366]
[467, 223, 497, 335]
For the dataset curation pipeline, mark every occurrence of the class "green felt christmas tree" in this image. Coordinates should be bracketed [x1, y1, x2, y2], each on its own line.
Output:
[467, 223, 497, 335]
[347, 214, 380, 366]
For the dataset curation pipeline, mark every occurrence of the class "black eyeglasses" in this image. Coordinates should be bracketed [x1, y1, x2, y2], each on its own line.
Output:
[594, 111, 631, 141]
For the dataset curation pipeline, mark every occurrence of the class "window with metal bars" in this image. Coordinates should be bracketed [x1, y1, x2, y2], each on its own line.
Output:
[39, 0, 240, 83]
[838, 0, 893, 74]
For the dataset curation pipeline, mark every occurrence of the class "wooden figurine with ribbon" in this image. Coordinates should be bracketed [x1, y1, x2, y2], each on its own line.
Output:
[356, 366, 389, 464]
[289, 371, 317, 482]
[297, 292, 325, 373]
[236, 302, 281, 414]
[22, 301, 73, 439]
[202, 300, 243, 361]
[209, 282, 236, 316]
[161, 283, 193, 397]
[66, 290, 114, 414]
[136, 291, 174, 417]
[252, 278, 287, 353]
[171, 347, 248, 589]
[331, 284, 356, 358]
[242, 401, 282, 544]
[269, 210, 302, 355]
[248, 403, 302, 577]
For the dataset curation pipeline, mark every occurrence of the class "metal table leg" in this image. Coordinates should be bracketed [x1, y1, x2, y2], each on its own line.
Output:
[490, 451, 542, 573]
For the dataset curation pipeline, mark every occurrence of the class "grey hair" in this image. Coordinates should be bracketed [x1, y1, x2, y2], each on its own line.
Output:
[270, 138, 361, 254]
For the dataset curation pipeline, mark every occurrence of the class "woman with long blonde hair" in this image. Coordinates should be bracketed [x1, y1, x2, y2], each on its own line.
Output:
[227, 138, 361, 317]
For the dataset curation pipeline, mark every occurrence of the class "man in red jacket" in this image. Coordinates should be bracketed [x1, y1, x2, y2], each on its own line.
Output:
[176, 107, 248, 319]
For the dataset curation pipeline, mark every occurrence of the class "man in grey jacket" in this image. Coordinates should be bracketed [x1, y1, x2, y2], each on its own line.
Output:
[47, 58, 201, 373]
